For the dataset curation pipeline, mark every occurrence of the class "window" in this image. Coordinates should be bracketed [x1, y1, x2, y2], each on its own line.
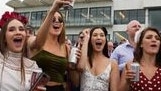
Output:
[20, 12, 30, 20]
[66, 6, 111, 26]
[149, 9, 161, 31]
[114, 9, 145, 24]
[67, 8, 88, 24]
[30, 11, 47, 27]
[89, 7, 111, 24]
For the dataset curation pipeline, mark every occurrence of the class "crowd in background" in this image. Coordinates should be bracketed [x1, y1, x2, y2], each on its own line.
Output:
[0, 0, 161, 91]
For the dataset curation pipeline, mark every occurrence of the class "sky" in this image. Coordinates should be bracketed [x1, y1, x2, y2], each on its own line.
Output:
[0, 0, 13, 18]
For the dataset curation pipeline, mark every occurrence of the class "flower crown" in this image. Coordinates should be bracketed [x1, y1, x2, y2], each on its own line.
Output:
[0, 11, 28, 29]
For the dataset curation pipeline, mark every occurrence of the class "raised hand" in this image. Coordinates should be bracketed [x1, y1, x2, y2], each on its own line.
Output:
[50, 0, 72, 12]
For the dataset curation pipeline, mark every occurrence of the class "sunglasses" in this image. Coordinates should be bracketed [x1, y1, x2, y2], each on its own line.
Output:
[53, 17, 63, 23]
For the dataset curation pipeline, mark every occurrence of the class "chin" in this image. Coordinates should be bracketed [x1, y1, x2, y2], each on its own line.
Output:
[12, 48, 23, 53]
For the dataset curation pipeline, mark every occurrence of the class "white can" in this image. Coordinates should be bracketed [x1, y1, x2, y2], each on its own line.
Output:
[64, 0, 75, 10]
[68, 47, 78, 64]
[131, 62, 140, 82]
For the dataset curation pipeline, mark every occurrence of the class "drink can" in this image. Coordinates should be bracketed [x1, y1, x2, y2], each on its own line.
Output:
[30, 68, 42, 87]
[131, 62, 140, 81]
[64, 0, 75, 10]
[68, 47, 78, 64]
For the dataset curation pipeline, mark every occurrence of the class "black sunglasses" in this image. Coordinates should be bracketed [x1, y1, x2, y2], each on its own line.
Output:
[53, 17, 63, 23]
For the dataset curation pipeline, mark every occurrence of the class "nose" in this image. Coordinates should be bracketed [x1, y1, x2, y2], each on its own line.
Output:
[136, 25, 141, 30]
[15, 28, 22, 34]
[55, 18, 59, 22]
[151, 36, 157, 42]
[97, 35, 101, 39]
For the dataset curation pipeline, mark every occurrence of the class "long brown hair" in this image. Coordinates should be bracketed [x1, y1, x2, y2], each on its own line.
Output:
[0, 19, 27, 84]
[133, 27, 161, 67]
[88, 27, 109, 68]
[57, 11, 66, 45]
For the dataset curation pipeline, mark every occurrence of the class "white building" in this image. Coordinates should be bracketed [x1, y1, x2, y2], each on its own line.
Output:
[6, 0, 161, 44]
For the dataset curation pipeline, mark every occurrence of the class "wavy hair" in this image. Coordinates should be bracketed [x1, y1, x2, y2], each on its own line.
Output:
[88, 27, 109, 68]
[0, 18, 27, 84]
[133, 27, 161, 67]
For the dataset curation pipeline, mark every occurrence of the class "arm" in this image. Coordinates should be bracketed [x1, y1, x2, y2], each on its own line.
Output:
[119, 62, 135, 91]
[110, 60, 120, 91]
[28, 0, 71, 50]
[77, 29, 90, 70]
[119, 68, 130, 91]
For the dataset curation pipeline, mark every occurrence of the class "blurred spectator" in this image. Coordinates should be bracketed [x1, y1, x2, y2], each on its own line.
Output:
[119, 39, 127, 45]
[25, 24, 35, 37]
[110, 20, 141, 72]
[107, 41, 114, 57]
[113, 41, 118, 49]
[26, 25, 36, 58]
[65, 36, 72, 50]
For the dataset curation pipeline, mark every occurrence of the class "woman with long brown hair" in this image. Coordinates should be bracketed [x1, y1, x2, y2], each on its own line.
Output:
[119, 27, 161, 91]
[78, 27, 119, 91]
[0, 12, 41, 91]
[29, 0, 73, 91]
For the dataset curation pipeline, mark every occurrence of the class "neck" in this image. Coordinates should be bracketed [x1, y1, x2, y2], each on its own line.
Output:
[7, 51, 22, 58]
[128, 37, 135, 47]
[44, 35, 60, 48]
[141, 53, 156, 66]
[92, 52, 105, 61]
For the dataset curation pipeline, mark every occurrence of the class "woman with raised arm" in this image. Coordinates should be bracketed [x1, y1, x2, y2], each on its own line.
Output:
[77, 27, 120, 91]
[29, 0, 73, 91]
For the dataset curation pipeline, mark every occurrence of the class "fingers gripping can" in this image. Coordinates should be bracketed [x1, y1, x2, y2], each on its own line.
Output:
[131, 62, 140, 81]
[64, 0, 75, 10]
[68, 47, 78, 69]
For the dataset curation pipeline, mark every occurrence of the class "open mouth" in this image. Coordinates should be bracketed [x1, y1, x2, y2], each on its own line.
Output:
[53, 26, 60, 29]
[96, 42, 102, 46]
[150, 44, 157, 47]
[13, 37, 23, 47]
[95, 41, 103, 48]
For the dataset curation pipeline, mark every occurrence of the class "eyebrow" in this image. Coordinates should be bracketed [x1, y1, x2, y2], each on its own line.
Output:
[8, 26, 25, 29]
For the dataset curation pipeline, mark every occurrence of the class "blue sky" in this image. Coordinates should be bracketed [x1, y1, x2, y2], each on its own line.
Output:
[0, 0, 13, 18]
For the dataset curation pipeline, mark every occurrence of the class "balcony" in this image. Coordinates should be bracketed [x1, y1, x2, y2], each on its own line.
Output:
[143, 0, 161, 8]
[65, 18, 112, 27]
[6, 0, 112, 8]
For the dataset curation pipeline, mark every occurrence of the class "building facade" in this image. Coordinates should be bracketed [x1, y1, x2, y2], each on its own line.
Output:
[6, 0, 161, 44]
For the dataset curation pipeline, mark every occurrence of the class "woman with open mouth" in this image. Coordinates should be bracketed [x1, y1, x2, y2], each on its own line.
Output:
[29, 0, 76, 91]
[119, 27, 161, 91]
[0, 12, 43, 91]
[77, 27, 120, 91]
